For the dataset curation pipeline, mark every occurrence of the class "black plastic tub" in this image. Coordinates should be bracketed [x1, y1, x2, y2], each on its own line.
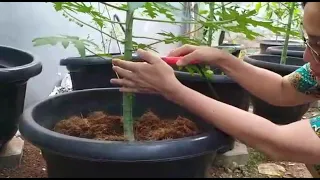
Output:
[244, 54, 311, 124]
[266, 45, 305, 58]
[60, 53, 121, 90]
[60, 53, 250, 153]
[259, 40, 302, 54]
[19, 88, 233, 178]
[0, 46, 42, 149]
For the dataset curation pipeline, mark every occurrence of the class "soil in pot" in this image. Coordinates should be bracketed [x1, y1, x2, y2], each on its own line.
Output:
[54, 111, 200, 141]
[244, 54, 311, 125]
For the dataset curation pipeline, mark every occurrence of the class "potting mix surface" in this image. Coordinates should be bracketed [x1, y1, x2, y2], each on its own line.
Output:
[54, 111, 201, 141]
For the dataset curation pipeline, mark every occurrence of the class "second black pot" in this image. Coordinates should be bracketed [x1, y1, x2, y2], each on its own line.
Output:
[0, 46, 42, 150]
[259, 40, 302, 54]
[243, 54, 311, 124]
[266, 45, 305, 58]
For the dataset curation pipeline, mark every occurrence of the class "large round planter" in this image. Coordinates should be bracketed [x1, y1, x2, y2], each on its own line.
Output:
[266, 45, 305, 58]
[0, 46, 42, 149]
[61, 51, 250, 153]
[259, 40, 302, 54]
[19, 88, 233, 178]
[244, 54, 311, 125]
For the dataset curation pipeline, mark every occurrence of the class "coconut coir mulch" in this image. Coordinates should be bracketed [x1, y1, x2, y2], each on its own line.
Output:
[54, 111, 201, 141]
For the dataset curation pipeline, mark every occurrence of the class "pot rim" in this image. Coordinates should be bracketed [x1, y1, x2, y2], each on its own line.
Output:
[243, 54, 305, 72]
[19, 88, 230, 162]
[0, 45, 42, 82]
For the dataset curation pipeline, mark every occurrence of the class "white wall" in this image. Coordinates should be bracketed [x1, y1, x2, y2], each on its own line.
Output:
[0, 2, 183, 108]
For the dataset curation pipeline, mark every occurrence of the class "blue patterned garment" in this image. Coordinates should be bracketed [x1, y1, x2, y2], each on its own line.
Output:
[287, 63, 320, 97]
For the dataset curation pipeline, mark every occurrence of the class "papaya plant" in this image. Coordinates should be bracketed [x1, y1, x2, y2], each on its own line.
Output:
[32, 2, 299, 141]
[251, 2, 302, 40]
[32, 2, 213, 141]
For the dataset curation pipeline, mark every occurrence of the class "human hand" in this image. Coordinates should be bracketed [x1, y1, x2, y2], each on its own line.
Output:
[168, 44, 230, 66]
[110, 49, 182, 97]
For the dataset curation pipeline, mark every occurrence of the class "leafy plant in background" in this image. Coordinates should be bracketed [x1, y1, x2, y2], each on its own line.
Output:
[168, 2, 301, 74]
[280, 2, 297, 64]
[251, 2, 302, 64]
[32, 2, 300, 141]
[252, 2, 302, 40]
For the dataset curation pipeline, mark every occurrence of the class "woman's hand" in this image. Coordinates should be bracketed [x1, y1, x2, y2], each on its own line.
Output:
[110, 49, 182, 97]
[168, 44, 229, 66]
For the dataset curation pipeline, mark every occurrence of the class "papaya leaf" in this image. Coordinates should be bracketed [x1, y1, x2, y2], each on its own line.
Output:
[32, 35, 100, 57]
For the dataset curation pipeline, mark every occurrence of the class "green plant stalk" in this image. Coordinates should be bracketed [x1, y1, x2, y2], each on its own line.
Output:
[280, 2, 295, 64]
[123, 10, 135, 141]
[207, 2, 215, 46]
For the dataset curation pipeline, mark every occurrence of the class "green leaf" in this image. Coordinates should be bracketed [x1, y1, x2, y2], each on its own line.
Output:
[143, 2, 157, 18]
[128, 2, 146, 11]
[199, 10, 209, 15]
[54, 2, 63, 11]
[73, 41, 86, 57]
[255, 2, 262, 12]
[61, 40, 69, 49]
[32, 35, 101, 57]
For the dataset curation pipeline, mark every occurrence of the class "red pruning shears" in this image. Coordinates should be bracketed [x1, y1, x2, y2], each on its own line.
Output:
[131, 55, 199, 65]
[160, 57, 200, 65]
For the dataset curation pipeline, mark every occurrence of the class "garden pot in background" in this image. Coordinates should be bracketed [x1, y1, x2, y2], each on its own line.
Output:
[0, 45, 42, 150]
[243, 54, 311, 125]
[60, 53, 121, 90]
[266, 45, 305, 58]
[19, 88, 233, 178]
[259, 40, 302, 54]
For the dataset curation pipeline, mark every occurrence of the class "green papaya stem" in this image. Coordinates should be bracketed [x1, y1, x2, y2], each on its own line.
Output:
[123, 10, 135, 141]
[280, 2, 295, 64]
[207, 2, 215, 46]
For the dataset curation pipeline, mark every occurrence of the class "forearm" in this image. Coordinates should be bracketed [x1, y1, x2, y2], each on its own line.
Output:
[166, 83, 283, 157]
[165, 83, 320, 163]
[218, 54, 288, 106]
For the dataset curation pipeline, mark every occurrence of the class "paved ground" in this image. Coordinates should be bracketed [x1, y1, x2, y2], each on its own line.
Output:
[210, 107, 319, 178]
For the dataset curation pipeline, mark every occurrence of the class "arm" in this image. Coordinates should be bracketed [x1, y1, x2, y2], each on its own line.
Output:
[166, 82, 320, 164]
[218, 52, 317, 106]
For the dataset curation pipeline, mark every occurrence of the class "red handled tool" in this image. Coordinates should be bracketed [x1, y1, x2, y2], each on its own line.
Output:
[161, 56, 199, 65]
[130, 55, 199, 65]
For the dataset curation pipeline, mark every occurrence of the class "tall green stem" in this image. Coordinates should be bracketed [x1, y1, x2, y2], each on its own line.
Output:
[207, 2, 215, 46]
[123, 10, 135, 141]
[280, 2, 295, 64]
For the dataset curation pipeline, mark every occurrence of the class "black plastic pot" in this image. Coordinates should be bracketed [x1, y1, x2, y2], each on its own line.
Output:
[19, 88, 233, 178]
[60, 53, 121, 90]
[259, 40, 302, 54]
[0, 46, 42, 149]
[61, 52, 250, 153]
[243, 54, 311, 124]
[266, 45, 305, 58]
